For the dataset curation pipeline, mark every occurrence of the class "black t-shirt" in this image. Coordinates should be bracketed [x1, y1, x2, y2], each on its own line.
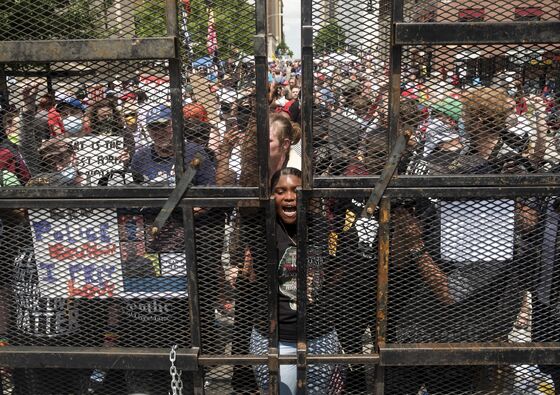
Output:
[277, 221, 298, 341]
[276, 218, 332, 342]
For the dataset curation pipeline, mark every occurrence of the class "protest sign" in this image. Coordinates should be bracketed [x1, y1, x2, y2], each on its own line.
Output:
[29, 208, 125, 298]
[67, 136, 126, 186]
[118, 212, 188, 298]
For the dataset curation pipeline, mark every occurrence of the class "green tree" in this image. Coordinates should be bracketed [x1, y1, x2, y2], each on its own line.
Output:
[0, 0, 105, 41]
[275, 40, 292, 57]
[315, 18, 346, 55]
[135, 0, 255, 60]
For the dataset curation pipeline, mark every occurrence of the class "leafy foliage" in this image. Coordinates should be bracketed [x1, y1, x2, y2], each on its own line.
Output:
[135, 0, 256, 60]
[315, 18, 346, 54]
[0, 0, 105, 40]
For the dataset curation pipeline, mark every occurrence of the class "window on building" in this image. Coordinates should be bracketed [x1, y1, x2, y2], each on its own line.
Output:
[458, 8, 485, 22]
[514, 7, 543, 21]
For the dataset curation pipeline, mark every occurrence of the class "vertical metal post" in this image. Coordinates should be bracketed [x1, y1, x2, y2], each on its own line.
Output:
[388, 0, 404, 151]
[375, 197, 390, 395]
[255, 0, 270, 199]
[296, 188, 308, 394]
[301, 0, 314, 190]
[266, 197, 280, 395]
[166, 0, 186, 178]
[182, 205, 205, 394]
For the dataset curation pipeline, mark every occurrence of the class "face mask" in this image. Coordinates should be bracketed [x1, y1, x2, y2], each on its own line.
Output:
[96, 119, 119, 134]
[63, 115, 83, 135]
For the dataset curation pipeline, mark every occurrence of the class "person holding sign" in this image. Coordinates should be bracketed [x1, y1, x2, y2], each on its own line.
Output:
[87, 99, 135, 166]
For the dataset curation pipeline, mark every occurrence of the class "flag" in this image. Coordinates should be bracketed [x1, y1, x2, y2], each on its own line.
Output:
[207, 8, 218, 57]
[182, 0, 191, 15]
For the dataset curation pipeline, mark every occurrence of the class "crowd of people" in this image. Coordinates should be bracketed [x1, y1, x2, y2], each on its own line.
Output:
[0, 53, 559, 394]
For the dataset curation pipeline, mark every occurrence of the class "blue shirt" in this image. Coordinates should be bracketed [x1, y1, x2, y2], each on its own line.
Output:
[130, 141, 215, 186]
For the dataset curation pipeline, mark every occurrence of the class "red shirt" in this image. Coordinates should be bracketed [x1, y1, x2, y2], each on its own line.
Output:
[47, 107, 65, 137]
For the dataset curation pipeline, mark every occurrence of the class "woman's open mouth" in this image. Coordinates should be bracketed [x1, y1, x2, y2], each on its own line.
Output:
[282, 205, 297, 218]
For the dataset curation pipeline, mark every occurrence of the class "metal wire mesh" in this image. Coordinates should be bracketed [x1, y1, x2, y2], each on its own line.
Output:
[312, 0, 391, 176]
[0, 0, 559, 393]
[0, 0, 158, 41]
[401, 43, 560, 175]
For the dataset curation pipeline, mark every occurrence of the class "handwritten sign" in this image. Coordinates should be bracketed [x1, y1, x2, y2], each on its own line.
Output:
[67, 136, 126, 186]
[29, 208, 124, 298]
[118, 213, 188, 298]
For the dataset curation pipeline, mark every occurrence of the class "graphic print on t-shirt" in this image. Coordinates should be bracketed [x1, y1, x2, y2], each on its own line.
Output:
[278, 246, 324, 311]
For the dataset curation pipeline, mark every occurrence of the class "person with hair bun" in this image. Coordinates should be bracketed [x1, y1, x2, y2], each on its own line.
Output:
[268, 113, 301, 175]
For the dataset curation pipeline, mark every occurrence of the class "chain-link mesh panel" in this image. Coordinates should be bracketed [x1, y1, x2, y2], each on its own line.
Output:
[193, 206, 270, 393]
[195, 206, 267, 356]
[400, 43, 560, 176]
[311, 0, 390, 177]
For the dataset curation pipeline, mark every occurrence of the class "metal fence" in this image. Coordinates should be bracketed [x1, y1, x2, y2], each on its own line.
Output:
[0, 0, 560, 393]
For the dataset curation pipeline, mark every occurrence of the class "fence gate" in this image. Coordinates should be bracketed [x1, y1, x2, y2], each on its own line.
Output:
[0, 0, 560, 394]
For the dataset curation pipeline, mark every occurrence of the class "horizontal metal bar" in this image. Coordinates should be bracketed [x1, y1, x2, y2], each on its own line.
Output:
[198, 355, 269, 365]
[0, 346, 199, 371]
[0, 187, 259, 199]
[311, 186, 560, 199]
[314, 174, 560, 189]
[198, 354, 379, 365]
[381, 343, 560, 366]
[0, 38, 176, 63]
[395, 21, 560, 45]
[0, 197, 262, 209]
[384, 186, 560, 199]
[3, 70, 94, 78]
[306, 354, 380, 364]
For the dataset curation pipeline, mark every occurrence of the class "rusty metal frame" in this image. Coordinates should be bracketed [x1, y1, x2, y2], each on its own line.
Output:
[395, 21, 560, 45]
[0, 0, 560, 391]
